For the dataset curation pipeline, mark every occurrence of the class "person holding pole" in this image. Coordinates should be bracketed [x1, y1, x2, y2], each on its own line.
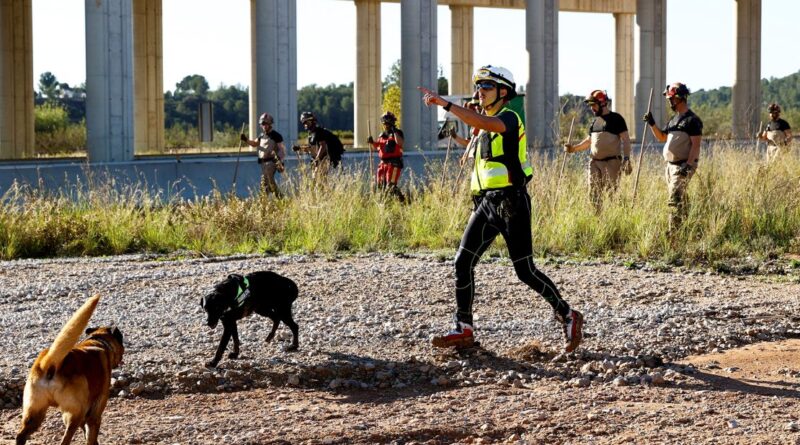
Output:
[418, 65, 584, 353]
[643, 82, 703, 233]
[367, 111, 405, 201]
[564, 90, 632, 210]
[240, 112, 286, 197]
[757, 103, 793, 162]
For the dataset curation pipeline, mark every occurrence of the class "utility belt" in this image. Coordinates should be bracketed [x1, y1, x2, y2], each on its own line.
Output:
[667, 159, 697, 166]
[379, 157, 403, 167]
[475, 185, 526, 201]
[592, 155, 623, 162]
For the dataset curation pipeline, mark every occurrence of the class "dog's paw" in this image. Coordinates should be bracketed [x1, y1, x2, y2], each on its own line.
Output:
[227, 352, 240, 360]
[283, 344, 299, 353]
[265, 334, 275, 343]
[205, 361, 219, 368]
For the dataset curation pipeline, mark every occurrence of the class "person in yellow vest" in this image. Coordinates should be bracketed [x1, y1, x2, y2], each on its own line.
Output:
[643, 82, 703, 233]
[564, 90, 632, 210]
[757, 103, 793, 162]
[418, 66, 584, 353]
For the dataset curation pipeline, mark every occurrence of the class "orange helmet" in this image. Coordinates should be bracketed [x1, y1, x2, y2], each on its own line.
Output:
[584, 90, 609, 106]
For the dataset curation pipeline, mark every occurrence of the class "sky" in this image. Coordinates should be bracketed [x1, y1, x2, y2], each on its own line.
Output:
[32, 0, 799, 102]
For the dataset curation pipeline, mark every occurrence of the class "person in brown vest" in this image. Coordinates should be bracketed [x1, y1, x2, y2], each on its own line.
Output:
[240, 112, 286, 197]
[643, 82, 703, 233]
[564, 90, 632, 210]
[757, 103, 793, 162]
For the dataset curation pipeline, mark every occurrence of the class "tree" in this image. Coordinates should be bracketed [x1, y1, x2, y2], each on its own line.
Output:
[383, 59, 401, 91]
[297, 83, 354, 131]
[38, 72, 59, 100]
[175, 74, 210, 97]
[382, 84, 402, 127]
[437, 65, 448, 95]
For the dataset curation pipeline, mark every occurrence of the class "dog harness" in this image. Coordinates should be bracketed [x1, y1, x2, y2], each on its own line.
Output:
[233, 277, 250, 310]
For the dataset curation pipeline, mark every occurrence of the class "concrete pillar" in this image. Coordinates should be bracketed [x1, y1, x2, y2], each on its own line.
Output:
[250, 0, 297, 144]
[0, 0, 34, 159]
[401, 0, 438, 151]
[450, 5, 473, 96]
[733, 0, 761, 138]
[525, 0, 559, 150]
[634, 0, 666, 140]
[133, 0, 164, 154]
[85, 0, 135, 162]
[355, 0, 381, 149]
[614, 12, 634, 127]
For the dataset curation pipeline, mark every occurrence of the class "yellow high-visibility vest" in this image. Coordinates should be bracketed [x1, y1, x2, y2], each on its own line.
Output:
[470, 107, 532, 194]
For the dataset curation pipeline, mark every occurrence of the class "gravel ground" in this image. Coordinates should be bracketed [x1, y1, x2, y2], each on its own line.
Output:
[1, 253, 799, 444]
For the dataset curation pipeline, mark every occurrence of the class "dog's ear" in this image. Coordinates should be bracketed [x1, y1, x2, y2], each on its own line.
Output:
[112, 327, 124, 344]
[85, 327, 98, 335]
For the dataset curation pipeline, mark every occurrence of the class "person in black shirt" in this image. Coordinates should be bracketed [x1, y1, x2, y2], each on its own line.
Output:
[643, 82, 703, 233]
[757, 103, 793, 162]
[564, 90, 632, 210]
[293, 111, 345, 179]
[241, 112, 286, 196]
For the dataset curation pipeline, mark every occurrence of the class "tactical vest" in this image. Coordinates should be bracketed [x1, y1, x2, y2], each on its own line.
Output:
[470, 107, 532, 194]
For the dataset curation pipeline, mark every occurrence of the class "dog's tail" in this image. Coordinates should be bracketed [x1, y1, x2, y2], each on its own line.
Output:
[38, 295, 101, 372]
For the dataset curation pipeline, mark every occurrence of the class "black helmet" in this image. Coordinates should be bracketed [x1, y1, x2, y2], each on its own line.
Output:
[380, 111, 397, 125]
[768, 103, 781, 113]
[663, 82, 690, 100]
[300, 111, 316, 124]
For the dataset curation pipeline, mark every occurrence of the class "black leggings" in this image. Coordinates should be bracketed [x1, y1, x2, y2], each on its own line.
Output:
[454, 188, 570, 325]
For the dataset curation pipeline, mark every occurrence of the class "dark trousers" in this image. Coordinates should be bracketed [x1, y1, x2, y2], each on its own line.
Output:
[454, 187, 570, 325]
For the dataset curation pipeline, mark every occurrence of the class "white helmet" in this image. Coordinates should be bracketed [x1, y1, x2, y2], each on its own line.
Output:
[472, 65, 516, 92]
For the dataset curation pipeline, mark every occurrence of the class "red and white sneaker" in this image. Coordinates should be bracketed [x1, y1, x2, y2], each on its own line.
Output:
[431, 321, 475, 348]
[558, 309, 584, 353]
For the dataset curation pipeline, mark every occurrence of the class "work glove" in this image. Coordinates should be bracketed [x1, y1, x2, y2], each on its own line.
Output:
[367, 136, 374, 145]
[563, 143, 574, 153]
[677, 162, 693, 177]
[622, 156, 633, 175]
[643, 112, 655, 126]
[449, 128, 458, 138]
[240, 133, 248, 142]
[292, 145, 301, 152]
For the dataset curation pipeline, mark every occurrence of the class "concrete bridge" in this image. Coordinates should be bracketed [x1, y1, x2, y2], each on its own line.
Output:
[0, 0, 763, 196]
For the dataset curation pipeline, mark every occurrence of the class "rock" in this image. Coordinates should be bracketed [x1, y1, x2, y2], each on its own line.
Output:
[287, 374, 300, 386]
[612, 376, 627, 387]
[787, 421, 800, 432]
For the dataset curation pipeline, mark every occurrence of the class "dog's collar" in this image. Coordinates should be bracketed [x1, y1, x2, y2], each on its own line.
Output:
[234, 277, 250, 308]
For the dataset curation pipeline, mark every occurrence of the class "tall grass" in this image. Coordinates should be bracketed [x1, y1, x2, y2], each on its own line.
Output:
[2, 141, 800, 263]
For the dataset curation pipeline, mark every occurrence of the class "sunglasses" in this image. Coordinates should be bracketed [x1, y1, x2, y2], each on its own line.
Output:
[475, 82, 496, 91]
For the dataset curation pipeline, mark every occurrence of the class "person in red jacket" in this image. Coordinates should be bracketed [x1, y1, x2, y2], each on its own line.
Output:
[367, 112, 405, 201]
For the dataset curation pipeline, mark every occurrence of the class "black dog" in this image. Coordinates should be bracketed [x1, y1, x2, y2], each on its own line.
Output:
[201, 271, 299, 367]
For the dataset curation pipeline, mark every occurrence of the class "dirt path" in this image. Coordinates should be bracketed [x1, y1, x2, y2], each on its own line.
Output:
[1, 254, 799, 444]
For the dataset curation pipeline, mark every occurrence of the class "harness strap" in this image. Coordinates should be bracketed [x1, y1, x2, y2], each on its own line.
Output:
[234, 277, 250, 308]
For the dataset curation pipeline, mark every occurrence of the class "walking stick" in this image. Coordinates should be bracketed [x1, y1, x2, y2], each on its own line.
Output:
[439, 122, 453, 190]
[756, 120, 764, 161]
[231, 122, 247, 191]
[368, 119, 375, 192]
[632, 87, 654, 201]
[553, 115, 576, 207]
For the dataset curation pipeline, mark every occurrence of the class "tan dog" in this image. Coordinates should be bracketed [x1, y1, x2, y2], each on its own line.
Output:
[16, 295, 124, 445]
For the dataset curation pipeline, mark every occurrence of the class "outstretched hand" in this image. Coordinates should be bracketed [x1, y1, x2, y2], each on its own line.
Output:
[418, 86, 448, 108]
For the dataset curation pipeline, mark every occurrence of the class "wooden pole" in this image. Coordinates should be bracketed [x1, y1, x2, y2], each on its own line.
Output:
[368, 119, 375, 192]
[231, 122, 247, 192]
[439, 125, 453, 190]
[632, 87, 654, 201]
